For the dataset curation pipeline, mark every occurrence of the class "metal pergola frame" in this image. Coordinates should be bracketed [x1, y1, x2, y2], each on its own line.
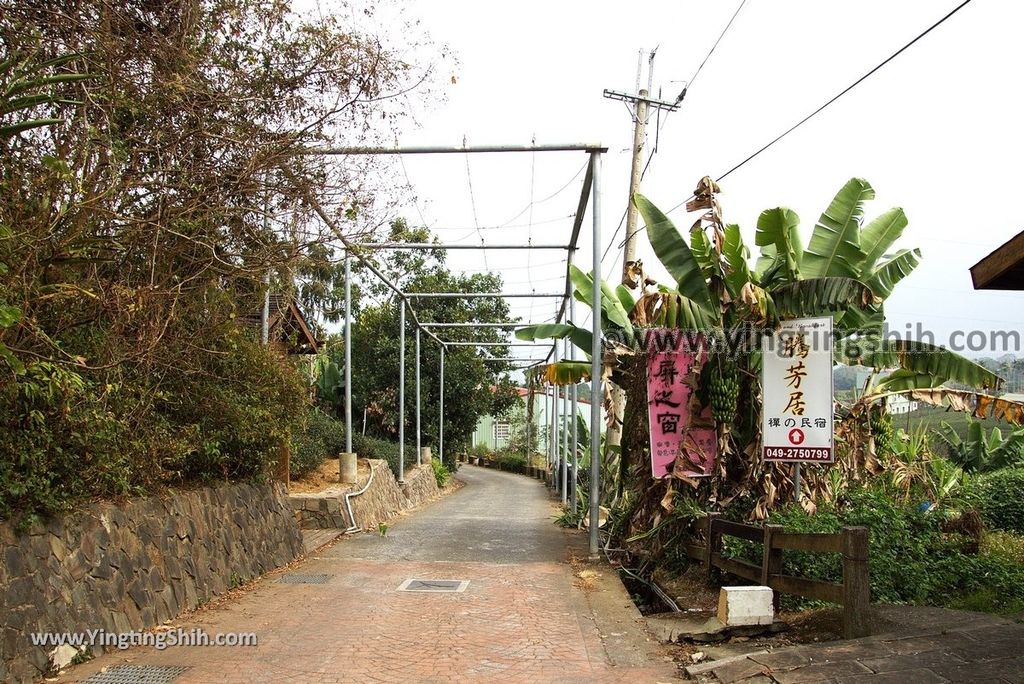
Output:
[300, 143, 606, 557]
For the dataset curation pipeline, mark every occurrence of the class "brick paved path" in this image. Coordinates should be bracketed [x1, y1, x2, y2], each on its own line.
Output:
[60, 466, 674, 683]
[691, 608, 1024, 684]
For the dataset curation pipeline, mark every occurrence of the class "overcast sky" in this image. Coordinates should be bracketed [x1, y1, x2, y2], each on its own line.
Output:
[332, 0, 1024, 366]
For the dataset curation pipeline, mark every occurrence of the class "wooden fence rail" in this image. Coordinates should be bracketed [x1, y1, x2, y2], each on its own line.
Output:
[684, 513, 870, 639]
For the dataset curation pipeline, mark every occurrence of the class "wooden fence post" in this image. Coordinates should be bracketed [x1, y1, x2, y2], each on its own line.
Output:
[705, 512, 721, 583]
[762, 524, 783, 613]
[841, 526, 870, 639]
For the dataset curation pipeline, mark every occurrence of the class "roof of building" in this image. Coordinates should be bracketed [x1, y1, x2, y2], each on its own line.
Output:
[240, 293, 319, 354]
[970, 230, 1024, 290]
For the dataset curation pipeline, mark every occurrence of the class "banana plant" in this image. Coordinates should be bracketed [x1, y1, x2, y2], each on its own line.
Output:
[631, 177, 1000, 393]
[313, 356, 345, 415]
[516, 177, 1003, 523]
[935, 418, 1024, 473]
[525, 177, 998, 393]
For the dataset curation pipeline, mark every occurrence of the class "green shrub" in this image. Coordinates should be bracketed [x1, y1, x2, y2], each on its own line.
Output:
[0, 330, 308, 526]
[349, 433, 381, 459]
[431, 458, 450, 487]
[499, 453, 528, 474]
[963, 468, 1024, 534]
[983, 530, 1024, 565]
[307, 411, 346, 456]
[721, 486, 1024, 613]
[349, 434, 416, 479]
[289, 411, 348, 479]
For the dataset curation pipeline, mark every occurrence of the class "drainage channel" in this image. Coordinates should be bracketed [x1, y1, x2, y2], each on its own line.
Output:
[618, 568, 678, 616]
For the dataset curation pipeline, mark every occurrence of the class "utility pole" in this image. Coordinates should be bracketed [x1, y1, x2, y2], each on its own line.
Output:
[603, 48, 681, 288]
[602, 50, 680, 455]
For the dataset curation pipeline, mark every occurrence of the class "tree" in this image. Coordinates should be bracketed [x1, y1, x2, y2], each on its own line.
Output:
[0, 0, 443, 521]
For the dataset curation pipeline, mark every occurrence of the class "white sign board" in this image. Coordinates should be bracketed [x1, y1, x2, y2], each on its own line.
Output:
[762, 316, 834, 463]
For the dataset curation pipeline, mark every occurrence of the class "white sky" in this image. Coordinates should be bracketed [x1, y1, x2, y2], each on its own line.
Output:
[330, 0, 1024, 365]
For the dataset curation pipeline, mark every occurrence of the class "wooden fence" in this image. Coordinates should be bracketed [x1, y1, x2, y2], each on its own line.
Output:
[684, 513, 870, 639]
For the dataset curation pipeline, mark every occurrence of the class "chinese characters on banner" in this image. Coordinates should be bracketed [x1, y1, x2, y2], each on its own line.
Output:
[646, 330, 717, 479]
[762, 316, 834, 463]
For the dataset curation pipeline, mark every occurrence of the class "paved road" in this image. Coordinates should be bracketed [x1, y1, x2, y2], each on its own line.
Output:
[60, 465, 674, 683]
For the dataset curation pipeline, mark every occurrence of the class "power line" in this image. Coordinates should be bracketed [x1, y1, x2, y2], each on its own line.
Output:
[603, 0, 750, 262]
[629, 0, 977, 243]
[681, 0, 748, 99]
[428, 213, 574, 232]
[398, 153, 433, 231]
[462, 144, 489, 272]
[711, 0, 975, 188]
[495, 160, 589, 228]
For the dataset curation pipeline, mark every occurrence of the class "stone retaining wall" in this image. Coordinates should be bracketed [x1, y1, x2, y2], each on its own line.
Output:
[0, 483, 302, 683]
[290, 459, 441, 531]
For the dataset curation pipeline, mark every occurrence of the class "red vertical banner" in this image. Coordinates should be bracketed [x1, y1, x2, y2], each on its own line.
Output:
[646, 330, 717, 479]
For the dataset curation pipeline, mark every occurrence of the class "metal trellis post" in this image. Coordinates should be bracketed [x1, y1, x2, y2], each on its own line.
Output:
[398, 303, 406, 483]
[589, 150, 603, 558]
[344, 254, 352, 454]
[561, 338, 568, 506]
[569, 256, 578, 511]
[416, 328, 421, 466]
[439, 346, 445, 464]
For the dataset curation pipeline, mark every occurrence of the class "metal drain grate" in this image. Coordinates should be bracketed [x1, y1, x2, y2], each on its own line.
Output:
[277, 573, 333, 584]
[81, 665, 189, 684]
[397, 578, 470, 593]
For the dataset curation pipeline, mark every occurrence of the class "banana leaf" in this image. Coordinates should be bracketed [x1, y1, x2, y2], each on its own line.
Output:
[633, 193, 714, 313]
[0, 118, 64, 137]
[568, 265, 634, 341]
[615, 284, 636, 316]
[689, 224, 719, 280]
[856, 207, 908, 275]
[768, 277, 874, 320]
[722, 224, 753, 299]
[630, 292, 717, 330]
[755, 208, 803, 281]
[515, 322, 593, 359]
[540, 361, 592, 386]
[864, 248, 920, 299]
[874, 369, 946, 392]
[836, 302, 885, 335]
[847, 339, 1003, 390]
[802, 178, 873, 278]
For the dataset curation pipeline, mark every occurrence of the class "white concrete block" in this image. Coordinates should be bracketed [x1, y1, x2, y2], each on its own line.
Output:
[717, 586, 774, 626]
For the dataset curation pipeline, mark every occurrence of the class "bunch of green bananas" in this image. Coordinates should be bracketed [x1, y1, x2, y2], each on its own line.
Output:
[870, 412, 894, 451]
[707, 359, 740, 423]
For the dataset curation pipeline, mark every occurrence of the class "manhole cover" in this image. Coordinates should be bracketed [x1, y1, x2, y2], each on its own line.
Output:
[278, 573, 333, 584]
[81, 665, 189, 684]
[397, 579, 470, 593]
